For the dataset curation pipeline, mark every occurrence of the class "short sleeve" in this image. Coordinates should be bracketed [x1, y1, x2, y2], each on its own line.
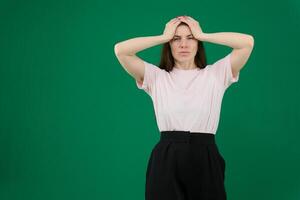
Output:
[135, 60, 162, 96]
[209, 52, 239, 89]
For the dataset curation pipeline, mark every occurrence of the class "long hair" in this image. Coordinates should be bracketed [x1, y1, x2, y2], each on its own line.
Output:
[158, 23, 207, 72]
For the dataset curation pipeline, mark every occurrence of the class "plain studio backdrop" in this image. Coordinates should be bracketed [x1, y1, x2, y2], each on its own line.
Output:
[0, 0, 300, 200]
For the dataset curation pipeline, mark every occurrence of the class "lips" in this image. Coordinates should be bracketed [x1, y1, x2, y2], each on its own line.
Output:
[179, 52, 190, 55]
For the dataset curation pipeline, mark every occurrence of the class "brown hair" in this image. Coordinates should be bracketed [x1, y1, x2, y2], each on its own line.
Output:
[158, 22, 207, 72]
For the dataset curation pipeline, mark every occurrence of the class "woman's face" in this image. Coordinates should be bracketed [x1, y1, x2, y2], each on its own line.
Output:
[169, 25, 198, 62]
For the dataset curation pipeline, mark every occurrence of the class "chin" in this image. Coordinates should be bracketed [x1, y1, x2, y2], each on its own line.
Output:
[178, 57, 191, 61]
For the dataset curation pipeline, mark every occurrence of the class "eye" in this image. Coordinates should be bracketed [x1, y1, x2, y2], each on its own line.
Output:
[173, 37, 194, 41]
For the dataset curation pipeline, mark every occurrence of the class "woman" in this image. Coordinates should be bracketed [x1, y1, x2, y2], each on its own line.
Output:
[114, 15, 254, 200]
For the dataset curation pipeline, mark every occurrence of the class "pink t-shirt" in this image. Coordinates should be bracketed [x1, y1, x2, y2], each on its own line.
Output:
[136, 52, 239, 134]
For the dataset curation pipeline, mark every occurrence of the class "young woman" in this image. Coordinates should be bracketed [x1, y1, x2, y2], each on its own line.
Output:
[114, 15, 254, 200]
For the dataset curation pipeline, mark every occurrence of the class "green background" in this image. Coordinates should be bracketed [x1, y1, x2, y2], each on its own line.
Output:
[1, 0, 300, 199]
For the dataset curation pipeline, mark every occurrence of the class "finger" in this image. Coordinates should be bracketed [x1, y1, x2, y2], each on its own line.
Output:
[183, 16, 193, 21]
[183, 16, 191, 21]
[169, 18, 178, 24]
[179, 18, 189, 23]
[172, 18, 181, 23]
[180, 16, 189, 20]
[169, 18, 178, 23]
[187, 16, 197, 22]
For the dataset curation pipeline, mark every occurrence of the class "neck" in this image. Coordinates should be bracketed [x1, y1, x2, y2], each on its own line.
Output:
[174, 60, 197, 70]
[174, 63, 197, 70]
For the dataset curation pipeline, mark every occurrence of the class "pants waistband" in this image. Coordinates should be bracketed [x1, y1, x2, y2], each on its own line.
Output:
[160, 130, 215, 145]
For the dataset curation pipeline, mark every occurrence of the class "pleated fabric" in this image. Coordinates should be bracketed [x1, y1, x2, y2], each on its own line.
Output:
[145, 131, 226, 200]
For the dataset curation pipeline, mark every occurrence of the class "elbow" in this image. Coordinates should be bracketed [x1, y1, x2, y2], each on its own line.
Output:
[114, 44, 127, 56]
[114, 43, 121, 56]
[247, 35, 255, 48]
[114, 43, 135, 56]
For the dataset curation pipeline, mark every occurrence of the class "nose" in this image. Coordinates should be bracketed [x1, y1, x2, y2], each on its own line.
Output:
[179, 39, 188, 47]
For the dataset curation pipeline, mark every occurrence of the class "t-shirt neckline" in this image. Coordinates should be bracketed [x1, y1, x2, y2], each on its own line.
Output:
[173, 67, 200, 71]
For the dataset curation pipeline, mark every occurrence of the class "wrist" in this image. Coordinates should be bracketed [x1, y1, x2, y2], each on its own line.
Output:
[160, 35, 172, 42]
[196, 33, 208, 41]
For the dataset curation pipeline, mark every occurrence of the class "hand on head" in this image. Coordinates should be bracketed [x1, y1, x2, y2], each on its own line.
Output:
[163, 16, 204, 41]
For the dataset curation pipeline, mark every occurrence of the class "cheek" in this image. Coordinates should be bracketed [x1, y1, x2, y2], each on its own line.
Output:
[170, 45, 176, 51]
[193, 45, 198, 52]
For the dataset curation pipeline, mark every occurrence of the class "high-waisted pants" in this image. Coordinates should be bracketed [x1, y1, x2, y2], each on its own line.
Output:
[145, 130, 226, 200]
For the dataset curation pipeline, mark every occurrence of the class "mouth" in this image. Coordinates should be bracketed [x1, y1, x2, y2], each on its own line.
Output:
[179, 52, 190, 55]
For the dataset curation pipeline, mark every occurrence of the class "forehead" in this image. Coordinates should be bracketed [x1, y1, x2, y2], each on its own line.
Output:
[174, 25, 192, 36]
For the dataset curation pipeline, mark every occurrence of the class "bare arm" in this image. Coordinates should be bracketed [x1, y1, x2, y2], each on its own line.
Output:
[199, 32, 254, 77]
[114, 35, 169, 82]
[199, 32, 254, 49]
[114, 17, 181, 82]
[114, 35, 169, 56]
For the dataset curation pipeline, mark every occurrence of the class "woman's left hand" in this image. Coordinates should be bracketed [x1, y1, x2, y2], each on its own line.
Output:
[177, 16, 205, 40]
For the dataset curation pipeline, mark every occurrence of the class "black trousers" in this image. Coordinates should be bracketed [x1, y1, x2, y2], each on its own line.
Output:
[145, 131, 226, 200]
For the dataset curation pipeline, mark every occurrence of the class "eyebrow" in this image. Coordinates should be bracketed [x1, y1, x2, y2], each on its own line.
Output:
[174, 34, 193, 37]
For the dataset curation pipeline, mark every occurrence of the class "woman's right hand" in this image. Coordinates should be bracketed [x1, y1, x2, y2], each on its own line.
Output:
[162, 17, 182, 41]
